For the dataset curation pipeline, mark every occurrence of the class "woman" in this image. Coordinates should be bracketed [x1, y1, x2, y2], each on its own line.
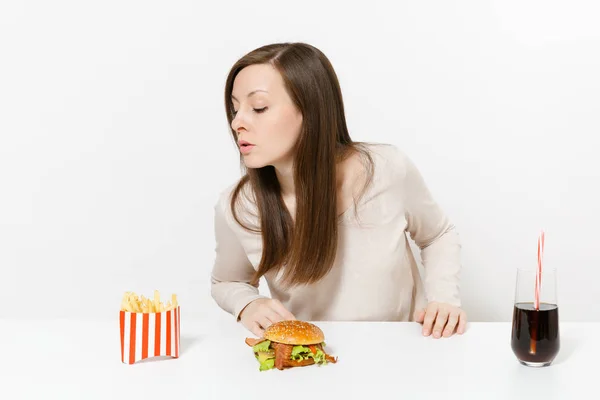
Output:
[211, 42, 466, 339]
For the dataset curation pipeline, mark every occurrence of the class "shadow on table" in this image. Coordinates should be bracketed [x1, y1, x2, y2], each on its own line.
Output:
[553, 335, 577, 365]
[180, 334, 204, 355]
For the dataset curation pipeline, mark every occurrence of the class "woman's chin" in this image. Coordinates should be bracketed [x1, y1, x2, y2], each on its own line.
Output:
[242, 157, 268, 169]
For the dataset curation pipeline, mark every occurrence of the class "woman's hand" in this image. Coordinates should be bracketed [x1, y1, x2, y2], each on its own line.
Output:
[239, 298, 296, 337]
[414, 302, 467, 338]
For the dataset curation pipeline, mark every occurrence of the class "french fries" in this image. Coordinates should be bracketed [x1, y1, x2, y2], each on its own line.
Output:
[121, 290, 178, 313]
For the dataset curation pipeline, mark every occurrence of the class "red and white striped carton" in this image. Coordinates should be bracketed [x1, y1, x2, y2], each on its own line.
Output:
[119, 306, 181, 364]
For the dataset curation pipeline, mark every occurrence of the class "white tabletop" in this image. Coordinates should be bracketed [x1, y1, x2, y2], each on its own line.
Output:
[1, 319, 597, 399]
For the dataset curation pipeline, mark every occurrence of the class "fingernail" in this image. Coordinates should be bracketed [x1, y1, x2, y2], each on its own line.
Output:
[423, 329, 430, 336]
[434, 331, 441, 338]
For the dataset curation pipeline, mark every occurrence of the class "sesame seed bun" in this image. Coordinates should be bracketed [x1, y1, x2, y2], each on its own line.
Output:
[264, 320, 325, 345]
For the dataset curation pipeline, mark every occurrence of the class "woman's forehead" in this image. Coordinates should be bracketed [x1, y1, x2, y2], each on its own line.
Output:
[232, 64, 285, 100]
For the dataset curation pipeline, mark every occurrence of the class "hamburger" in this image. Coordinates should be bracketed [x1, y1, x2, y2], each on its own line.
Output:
[245, 320, 338, 371]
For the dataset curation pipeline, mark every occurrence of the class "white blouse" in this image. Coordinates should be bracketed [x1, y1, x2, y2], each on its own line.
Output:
[210, 143, 462, 322]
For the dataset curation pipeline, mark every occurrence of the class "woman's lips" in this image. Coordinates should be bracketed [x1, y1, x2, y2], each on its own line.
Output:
[238, 140, 255, 155]
[240, 144, 255, 154]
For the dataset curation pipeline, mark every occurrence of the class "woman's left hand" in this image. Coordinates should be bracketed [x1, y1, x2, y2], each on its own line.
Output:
[414, 302, 467, 338]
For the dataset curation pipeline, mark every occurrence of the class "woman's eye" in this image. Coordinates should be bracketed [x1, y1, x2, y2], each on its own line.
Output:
[253, 107, 267, 113]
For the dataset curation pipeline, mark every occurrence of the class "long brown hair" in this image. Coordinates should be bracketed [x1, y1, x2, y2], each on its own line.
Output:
[224, 42, 373, 287]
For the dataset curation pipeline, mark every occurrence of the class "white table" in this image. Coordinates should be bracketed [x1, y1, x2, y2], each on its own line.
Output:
[1, 319, 597, 399]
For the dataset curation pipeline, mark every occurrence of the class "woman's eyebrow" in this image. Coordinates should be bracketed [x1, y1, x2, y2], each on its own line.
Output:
[231, 89, 269, 102]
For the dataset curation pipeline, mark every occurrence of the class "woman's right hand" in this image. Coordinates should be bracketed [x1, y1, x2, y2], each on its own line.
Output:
[239, 298, 296, 337]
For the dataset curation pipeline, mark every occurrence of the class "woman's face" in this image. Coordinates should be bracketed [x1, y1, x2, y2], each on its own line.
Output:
[230, 64, 303, 169]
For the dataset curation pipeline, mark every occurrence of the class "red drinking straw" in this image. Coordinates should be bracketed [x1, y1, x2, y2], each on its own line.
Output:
[535, 231, 545, 310]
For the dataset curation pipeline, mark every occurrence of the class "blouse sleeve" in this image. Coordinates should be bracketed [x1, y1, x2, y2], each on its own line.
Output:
[210, 194, 267, 320]
[393, 146, 462, 307]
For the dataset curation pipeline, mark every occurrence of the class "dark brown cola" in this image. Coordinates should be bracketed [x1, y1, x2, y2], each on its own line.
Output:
[511, 302, 560, 366]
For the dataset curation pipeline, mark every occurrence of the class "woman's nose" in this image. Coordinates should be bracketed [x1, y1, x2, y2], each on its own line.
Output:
[231, 112, 246, 133]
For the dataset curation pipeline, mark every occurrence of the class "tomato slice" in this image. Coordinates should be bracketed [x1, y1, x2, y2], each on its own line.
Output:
[309, 345, 317, 355]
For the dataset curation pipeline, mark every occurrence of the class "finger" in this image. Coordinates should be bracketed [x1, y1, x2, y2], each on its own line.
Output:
[422, 304, 438, 336]
[257, 316, 273, 331]
[457, 311, 467, 334]
[264, 308, 284, 325]
[414, 309, 425, 323]
[250, 322, 264, 338]
[270, 299, 296, 321]
[443, 311, 460, 337]
[432, 309, 449, 339]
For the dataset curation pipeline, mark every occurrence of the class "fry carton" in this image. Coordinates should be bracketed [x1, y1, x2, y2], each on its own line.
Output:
[119, 291, 180, 364]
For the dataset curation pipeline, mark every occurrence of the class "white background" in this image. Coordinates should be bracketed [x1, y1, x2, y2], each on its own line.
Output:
[1, 0, 599, 323]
